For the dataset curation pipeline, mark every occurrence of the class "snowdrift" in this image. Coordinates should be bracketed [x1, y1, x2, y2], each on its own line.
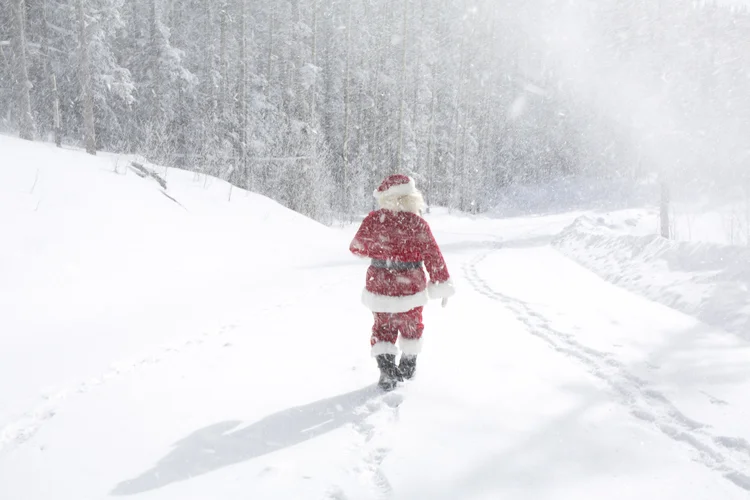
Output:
[552, 213, 750, 340]
[0, 134, 339, 439]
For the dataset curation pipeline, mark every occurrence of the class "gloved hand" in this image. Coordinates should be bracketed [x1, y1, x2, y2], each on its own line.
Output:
[442, 297, 449, 308]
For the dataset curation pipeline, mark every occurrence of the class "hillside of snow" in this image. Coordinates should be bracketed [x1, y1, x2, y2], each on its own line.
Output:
[2, 136, 750, 499]
[0, 135, 347, 445]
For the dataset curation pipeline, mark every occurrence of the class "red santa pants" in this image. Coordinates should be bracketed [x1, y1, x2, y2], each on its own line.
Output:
[371, 307, 424, 349]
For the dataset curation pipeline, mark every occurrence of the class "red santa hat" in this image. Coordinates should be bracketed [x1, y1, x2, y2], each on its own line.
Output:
[373, 174, 417, 199]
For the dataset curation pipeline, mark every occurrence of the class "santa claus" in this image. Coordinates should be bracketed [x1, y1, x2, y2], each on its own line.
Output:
[350, 174, 455, 390]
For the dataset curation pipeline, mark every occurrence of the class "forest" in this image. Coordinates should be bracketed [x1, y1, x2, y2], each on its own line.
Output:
[2, 0, 749, 221]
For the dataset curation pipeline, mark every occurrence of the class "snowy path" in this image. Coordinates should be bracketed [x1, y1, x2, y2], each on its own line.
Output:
[465, 241, 750, 493]
[2, 213, 750, 499]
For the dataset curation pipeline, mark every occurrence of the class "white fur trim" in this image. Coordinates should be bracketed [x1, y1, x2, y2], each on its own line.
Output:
[427, 279, 456, 300]
[399, 337, 423, 355]
[373, 177, 416, 199]
[361, 288, 429, 313]
[371, 341, 400, 356]
[377, 191, 426, 215]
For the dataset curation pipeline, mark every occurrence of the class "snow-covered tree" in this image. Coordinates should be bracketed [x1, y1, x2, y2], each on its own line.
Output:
[3, 0, 750, 221]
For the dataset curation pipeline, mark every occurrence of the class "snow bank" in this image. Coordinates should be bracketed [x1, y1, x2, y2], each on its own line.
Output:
[552, 213, 750, 340]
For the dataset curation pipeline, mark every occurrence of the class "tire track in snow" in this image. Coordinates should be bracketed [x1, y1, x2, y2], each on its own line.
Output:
[463, 247, 750, 493]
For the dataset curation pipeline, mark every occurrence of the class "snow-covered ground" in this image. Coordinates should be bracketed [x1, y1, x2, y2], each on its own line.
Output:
[553, 211, 750, 340]
[2, 135, 750, 499]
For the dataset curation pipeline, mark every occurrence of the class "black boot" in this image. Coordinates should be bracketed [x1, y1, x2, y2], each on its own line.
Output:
[376, 354, 402, 391]
[399, 354, 417, 380]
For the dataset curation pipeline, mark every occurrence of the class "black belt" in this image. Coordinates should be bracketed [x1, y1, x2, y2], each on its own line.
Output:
[371, 259, 423, 270]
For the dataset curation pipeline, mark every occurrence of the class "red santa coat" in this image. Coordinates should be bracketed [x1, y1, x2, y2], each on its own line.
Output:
[350, 208, 455, 313]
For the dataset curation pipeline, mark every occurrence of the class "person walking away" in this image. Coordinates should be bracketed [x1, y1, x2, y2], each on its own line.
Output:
[349, 174, 455, 391]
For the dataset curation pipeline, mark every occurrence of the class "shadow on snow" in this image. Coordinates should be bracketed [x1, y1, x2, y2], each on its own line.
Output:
[111, 384, 396, 496]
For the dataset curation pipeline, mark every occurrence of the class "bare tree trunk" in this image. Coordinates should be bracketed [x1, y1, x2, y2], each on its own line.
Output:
[289, 0, 302, 115]
[267, 4, 275, 81]
[219, 0, 228, 106]
[309, 0, 320, 204]
[238, 0, 248, 186]
[412, 0, 422, 128]
[204, 0, 214, 115]
[310, 0, 318, 124]
[12, 0, 35, 141]
[149, 0, 156, 42]
[451, 34, 465, 210]
[396, 0, 408, 173]
[342, 0, 352, 216]
[459, 110, 469, 211]
[425, 72, 436, 212]
[132, 0, 139, 52]
[77, 0, 96, 154]
[199, 0, 214, 179]
[369, 7, 387, 199]
[149, 0, 163, 129]
[52, 74, 61, 147]
[40, 0, 53, 137]
[660, 180, 670, 239]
